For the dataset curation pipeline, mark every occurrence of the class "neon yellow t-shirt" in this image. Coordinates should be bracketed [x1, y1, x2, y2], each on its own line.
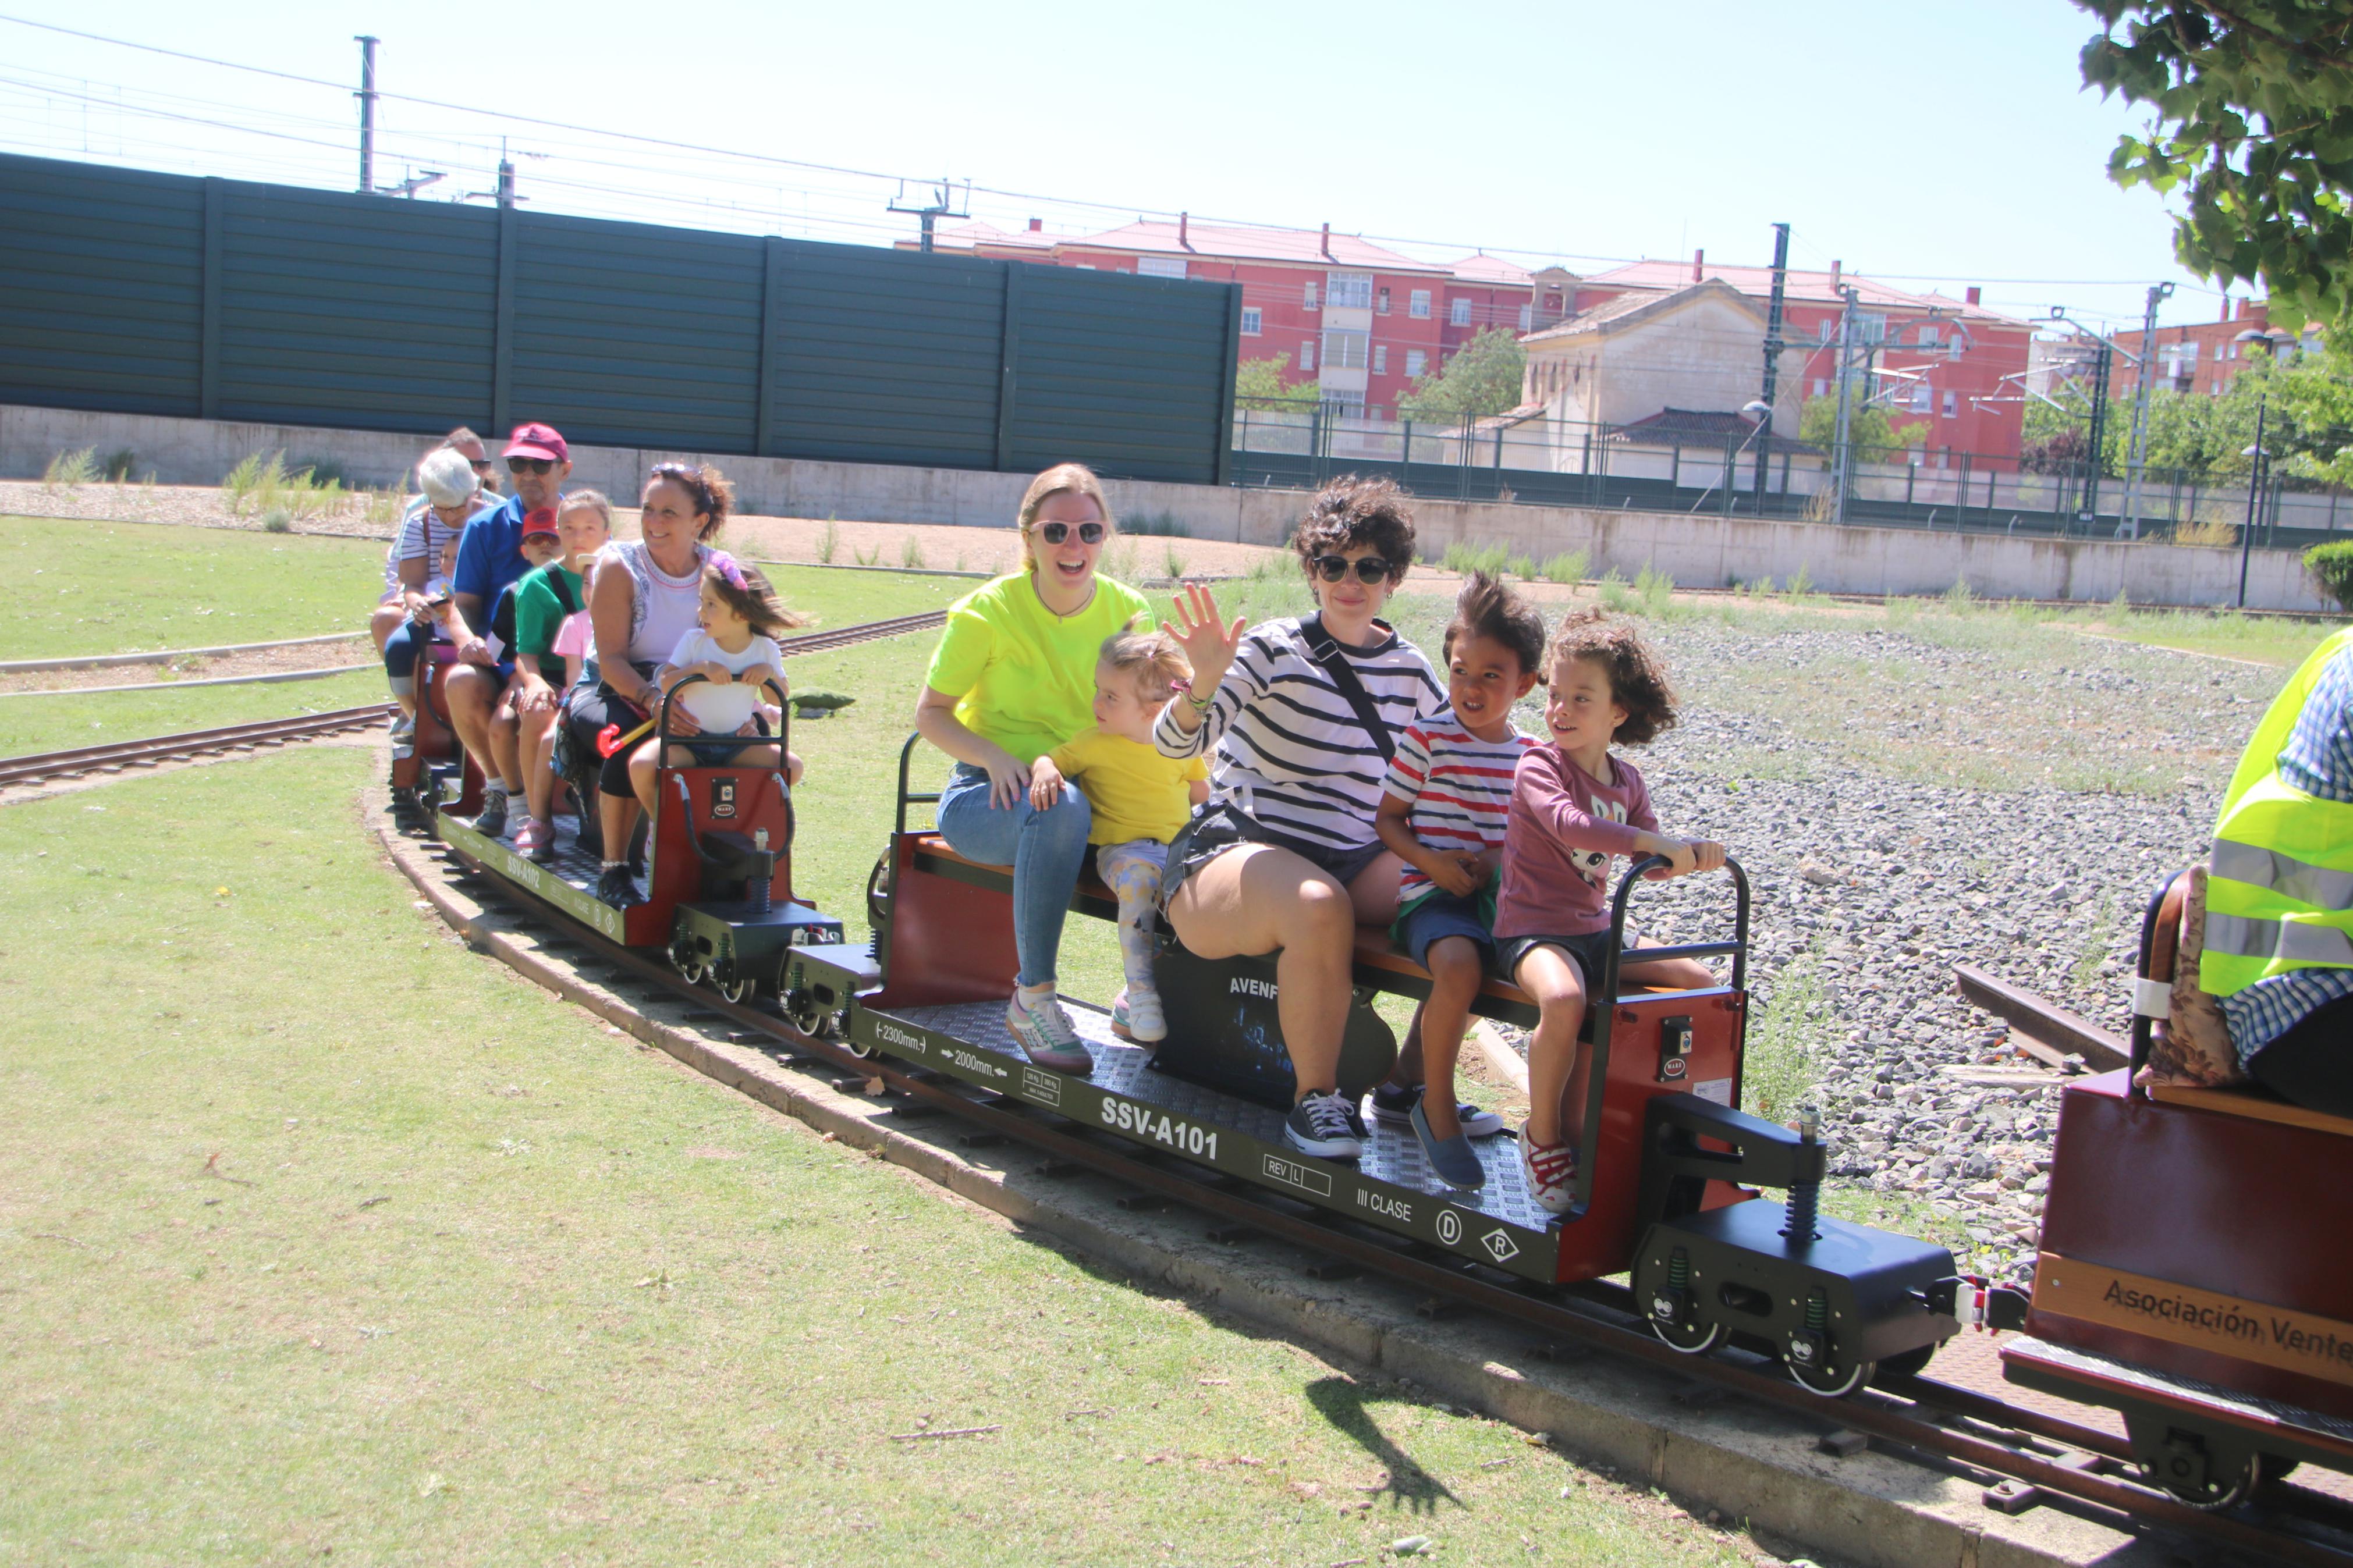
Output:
[1046, 727, 1208, 846]
[923, 573, 1152, 766]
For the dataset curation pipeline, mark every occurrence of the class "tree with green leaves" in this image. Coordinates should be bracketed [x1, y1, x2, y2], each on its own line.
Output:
[1234, 354, 1320, 412]
[1399, 328, 1528, 423]
[2078, 3, 2353, 328]
[1796, 390, 1934, 460]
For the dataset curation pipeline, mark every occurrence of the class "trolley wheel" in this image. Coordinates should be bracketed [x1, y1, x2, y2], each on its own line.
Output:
[714, 972, 756, 1006]
[1649, 1317, 1722, 1356]
[866, 850, 893, 928]
[2142, 1434, 2263, 1512]
[782, 987, 825, 1036]
[1873, 1344, 1938, 1381]
[669, 938, 706, 986]
[1786, 1355, 1873, 1398]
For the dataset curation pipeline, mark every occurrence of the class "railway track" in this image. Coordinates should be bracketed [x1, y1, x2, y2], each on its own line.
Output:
[0, 610, 949, 795]
[421, 832, 2353, 1568]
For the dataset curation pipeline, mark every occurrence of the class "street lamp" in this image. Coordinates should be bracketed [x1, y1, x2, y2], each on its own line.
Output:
[2233, 326, 2294, 607]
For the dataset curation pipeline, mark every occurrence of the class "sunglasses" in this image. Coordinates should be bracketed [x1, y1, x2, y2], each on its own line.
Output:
[1310, 554, 1392, 584]
[1035, 521, 1105, 545]
[469, 458, 495, 472]
[506, 456, 555, 475]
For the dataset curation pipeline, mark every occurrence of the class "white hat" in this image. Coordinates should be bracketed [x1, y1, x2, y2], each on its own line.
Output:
[418, 447, 480, 509]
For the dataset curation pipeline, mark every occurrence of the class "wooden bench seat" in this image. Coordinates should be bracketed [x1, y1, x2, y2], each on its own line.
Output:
[904, 832, 1549, 1022]
[2146, 1082, 2353, 1139]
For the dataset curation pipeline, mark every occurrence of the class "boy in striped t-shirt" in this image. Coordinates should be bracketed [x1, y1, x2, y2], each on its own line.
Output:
[1370, 573, 1545, 1189]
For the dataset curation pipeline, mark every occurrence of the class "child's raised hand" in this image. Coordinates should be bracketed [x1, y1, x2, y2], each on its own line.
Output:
[1027, 756, 1064, 812]
[1162, 583, 1248, 696]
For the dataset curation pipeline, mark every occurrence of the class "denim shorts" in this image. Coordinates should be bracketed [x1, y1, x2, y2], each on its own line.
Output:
[1160, 799, 1385, 910]
[1393, 889, 1496, 969]
[1497, 928, 1635, 994]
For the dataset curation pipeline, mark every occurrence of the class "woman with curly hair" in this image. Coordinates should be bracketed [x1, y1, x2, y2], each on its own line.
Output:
[1156, 475, 1447, 1162]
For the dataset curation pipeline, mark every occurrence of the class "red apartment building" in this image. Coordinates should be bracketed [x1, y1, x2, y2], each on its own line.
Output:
[920, 223, 2031, 463]
[2109, 297, 2316, 400]
[1570, 255, 2033, 463]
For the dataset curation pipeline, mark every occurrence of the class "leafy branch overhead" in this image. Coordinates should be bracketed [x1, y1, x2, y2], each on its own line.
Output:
[2078, 2, 2353, 326]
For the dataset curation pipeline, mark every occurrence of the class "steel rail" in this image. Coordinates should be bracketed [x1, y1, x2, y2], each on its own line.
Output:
[0, 705, 397, 789]
[430, 841, 2353, 1567]
[0, 610, 950, 792]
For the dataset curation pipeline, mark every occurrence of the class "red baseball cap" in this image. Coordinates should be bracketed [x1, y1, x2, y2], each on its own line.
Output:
[504, 422, 569, 463]
[521, 506, 560, 541]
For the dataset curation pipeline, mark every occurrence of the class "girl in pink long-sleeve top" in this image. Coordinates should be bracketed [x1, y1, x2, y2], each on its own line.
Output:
[1493, 611, 1724, 1215]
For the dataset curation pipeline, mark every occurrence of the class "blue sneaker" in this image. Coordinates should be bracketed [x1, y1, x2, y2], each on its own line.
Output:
[1411, 1099, 1485, 1190]
[1368, 1080, 1504, 1139]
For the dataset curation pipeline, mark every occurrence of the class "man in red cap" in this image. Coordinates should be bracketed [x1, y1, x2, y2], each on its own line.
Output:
[443, 422, 571, 837]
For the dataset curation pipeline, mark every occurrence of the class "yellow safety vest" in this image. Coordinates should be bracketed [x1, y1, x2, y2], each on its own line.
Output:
[2201, 626, 2353, 998]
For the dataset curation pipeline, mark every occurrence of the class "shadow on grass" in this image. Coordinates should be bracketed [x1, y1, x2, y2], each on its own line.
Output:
[1305, 1375, 1463, 1515]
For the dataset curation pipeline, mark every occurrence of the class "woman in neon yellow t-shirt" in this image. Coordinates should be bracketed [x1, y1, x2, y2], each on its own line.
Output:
[914, 463, 1151, 1073]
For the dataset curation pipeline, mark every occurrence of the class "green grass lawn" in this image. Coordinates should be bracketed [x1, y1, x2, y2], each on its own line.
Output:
[0, 748, 1745, 1566]
[0, 671, 386, 759]
[2, 516, 386, 657]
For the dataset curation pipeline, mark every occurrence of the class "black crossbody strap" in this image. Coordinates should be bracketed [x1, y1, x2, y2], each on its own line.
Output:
[550, 567, 579, 618]
[1299, 614, 1394, 762]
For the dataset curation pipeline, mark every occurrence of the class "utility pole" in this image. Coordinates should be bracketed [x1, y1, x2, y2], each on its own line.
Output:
[2118, 280, 2175, 539]
[2079, 339, 2113, 524]
[496, 158, 515, 209]
[1754, 222, 1790, 506]
[889, 179, 969, 253]
[354, 35, 379, 195]
[1830, 283, 1860, 525]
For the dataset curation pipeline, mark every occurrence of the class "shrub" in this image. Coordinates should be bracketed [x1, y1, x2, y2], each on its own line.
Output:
[1596, 568, 1635, 613]
[1942, 575, 1978, 610]
[1541, 549, 1589, 585]
[261, 507, 294, 534]
[222, 450, 345, 520]
[853, 543, 882, 567]
[1506, 553, 1535, 580]
[1744, 953, 1828, 1125]
[816, 516, 840, 564]
[1126, 509, 1191, 538]
[1786, 562, 1818, 599]
[2308, 540, 2353, 612]
[1162, 542, 1189, 581]
[98, 448, 139, 482]
[1442, 540, 1510, 575]
[294, 456, 352, 489]
[1631, 565, 1674, 616]
[900, 534, 927, 570]
[43, 447, 99, 486]
[2172, 517, 2238, 548]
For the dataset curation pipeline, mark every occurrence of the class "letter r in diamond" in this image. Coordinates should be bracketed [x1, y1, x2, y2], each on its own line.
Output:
[1482, 1229, 1521, 1263]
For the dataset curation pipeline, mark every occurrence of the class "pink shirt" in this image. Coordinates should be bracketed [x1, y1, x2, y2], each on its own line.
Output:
[1493, 745, 1657, 939]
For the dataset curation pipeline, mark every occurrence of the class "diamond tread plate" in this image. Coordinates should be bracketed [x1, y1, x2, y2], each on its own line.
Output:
[892, 999, 1561, 1235]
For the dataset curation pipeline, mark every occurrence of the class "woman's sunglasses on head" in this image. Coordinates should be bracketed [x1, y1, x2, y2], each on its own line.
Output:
[1311, 554, 1391, 584]
[1035, 521, 1105, 545]
[507, 456, 556, 475]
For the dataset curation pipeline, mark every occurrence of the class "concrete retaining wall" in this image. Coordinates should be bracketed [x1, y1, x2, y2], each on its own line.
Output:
[6, 403, 2335, 613]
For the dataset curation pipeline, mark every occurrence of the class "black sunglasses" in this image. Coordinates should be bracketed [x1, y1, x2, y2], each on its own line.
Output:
[1310, 554, 1392, 584]
[1036, 521, 1105, 545]
[506, 456, 555, 475]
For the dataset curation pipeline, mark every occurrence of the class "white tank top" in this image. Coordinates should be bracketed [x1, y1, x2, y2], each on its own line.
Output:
[609, 540, 708, 666]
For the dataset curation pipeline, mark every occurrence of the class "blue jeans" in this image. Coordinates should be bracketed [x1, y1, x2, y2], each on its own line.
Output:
[934, 762, 1092, 989]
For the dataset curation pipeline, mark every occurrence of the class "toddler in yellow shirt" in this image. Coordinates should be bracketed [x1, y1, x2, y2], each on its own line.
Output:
[1028, 631, 1211, 1043]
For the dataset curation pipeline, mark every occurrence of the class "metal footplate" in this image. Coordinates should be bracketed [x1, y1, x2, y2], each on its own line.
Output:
[848, 999, 1561, 1282]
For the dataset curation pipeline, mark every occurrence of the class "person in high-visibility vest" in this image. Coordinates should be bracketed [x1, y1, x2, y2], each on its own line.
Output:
[2186, 626, 2353, 1115]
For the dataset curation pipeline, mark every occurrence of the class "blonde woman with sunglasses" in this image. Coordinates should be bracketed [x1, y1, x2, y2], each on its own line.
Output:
[913, 463, 1150, 1074]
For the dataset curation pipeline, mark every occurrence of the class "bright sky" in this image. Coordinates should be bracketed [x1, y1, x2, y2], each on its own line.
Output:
[0, 1, 2244, 333]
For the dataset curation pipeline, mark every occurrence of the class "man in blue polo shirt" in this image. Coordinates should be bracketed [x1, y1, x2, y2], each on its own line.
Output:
[445, 421, 570, 837]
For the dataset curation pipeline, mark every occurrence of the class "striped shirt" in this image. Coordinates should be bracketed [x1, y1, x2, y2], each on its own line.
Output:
[1383, 712, 1538, 903]
[1155, 617, 1445, 855]
[2223, 643, 2353, 1062]
[381, 495, 469, 593]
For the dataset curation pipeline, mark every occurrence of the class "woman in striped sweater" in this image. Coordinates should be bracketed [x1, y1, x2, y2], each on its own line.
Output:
[1156, 477, 1446, 1161]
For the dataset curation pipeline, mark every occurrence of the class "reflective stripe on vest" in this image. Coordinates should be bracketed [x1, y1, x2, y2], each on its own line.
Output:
[2201, 625, 2353, 999]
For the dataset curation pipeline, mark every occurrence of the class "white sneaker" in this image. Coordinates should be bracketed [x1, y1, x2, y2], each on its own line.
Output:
[1112, 986, 1167, 1043]
[1518, 1129, 1579, 1215]
[1005, 990, 1092, 1075]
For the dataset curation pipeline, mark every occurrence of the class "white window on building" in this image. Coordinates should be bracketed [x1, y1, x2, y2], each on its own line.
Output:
[1450, 297, 1472, 327]
[1304, 280, 1319, 311]
[1942, 390, 1958, 418]
[1325, 271, 1373, 310]
[1518, 304, 1534, 330]
[1818, 320, 1834, 343]
[1372, 344, 1388, 374]
[1918, 325, 1940, 347]
[1947, 334, 1963, 361]
[1910, 383, 1932, 413]
[1376, 287, 1390, 314]
[1408, 289, 1432, 319]
[1136, 255, 1187, 279]
[1300, 340, 1316, 372]
[1812, 378, 1828, 398]
[1240, 307, 1262, 336]
[1322, 329, 1369, 370]
[1405, 349, 1428, 378]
